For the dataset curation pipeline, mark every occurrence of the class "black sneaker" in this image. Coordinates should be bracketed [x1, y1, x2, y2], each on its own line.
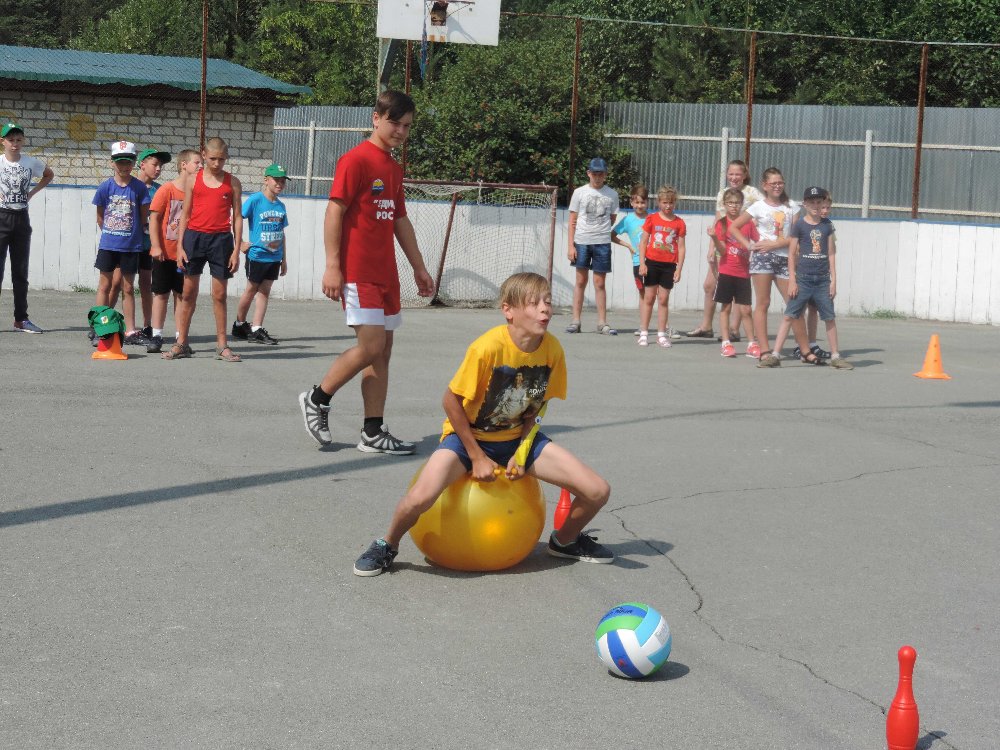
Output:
[810, 345, 832, 360]
[141, 326, 153, 339]
[248, 327, 278, 345]
[357, 425, 416, 455]
[792, 346, 801, 359]
[546, 531, 614, 564]
[232, 321, 251, 340]
[353, 539, 398, 577]
[146, 335, 163, 353]
[123, 331, 149, 346]
[88, 325, 98, 347]
[299, 388, 332, 445]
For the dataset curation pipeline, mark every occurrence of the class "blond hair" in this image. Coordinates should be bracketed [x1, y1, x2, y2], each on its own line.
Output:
[499, 272, 550, 309]
[657, 185, 679, 204]
[176, 148, 200, 166]
[204, 137, 228, 154]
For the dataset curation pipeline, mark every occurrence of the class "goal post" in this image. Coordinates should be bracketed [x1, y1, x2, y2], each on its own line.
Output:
[396, 180, 558, 308]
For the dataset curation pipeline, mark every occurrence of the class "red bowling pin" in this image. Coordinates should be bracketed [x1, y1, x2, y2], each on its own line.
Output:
[554, 488, 572, 530]
[886, 645, 919, 750]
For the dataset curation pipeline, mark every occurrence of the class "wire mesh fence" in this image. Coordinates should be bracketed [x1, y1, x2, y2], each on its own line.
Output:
[5, 3, 999, 221]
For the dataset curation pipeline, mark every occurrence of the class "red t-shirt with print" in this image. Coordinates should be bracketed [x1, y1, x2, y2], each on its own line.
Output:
[641, 213, 686, 264]
[329, 140, 408, 284]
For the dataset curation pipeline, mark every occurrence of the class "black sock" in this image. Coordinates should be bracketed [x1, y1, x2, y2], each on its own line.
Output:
[311, 386, 332, 406]
[363, 417, 383, 437]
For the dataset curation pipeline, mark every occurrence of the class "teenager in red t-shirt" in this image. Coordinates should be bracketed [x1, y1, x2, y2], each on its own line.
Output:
[299, 91, 435, 455]
[636, 186, 686, 348]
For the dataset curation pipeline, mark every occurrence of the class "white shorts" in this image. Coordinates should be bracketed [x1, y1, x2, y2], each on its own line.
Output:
[342, 281, 402, 331]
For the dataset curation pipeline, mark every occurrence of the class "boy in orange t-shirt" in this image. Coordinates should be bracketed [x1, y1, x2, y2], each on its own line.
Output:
[147, 149, 202, 354]
[636, 185, 686, 348]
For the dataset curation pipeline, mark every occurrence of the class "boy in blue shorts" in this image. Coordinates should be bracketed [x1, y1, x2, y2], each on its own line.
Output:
[785, 187, 853, 370]
[353, 272, 614, 576]
[91, 140, 150, 345]
[232, 163, 289, 345]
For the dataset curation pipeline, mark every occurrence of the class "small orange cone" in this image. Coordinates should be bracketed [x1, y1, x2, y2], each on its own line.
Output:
[92, 332, 128, 360]
[914, 334, 949, 380]
[554, 488, 572, 530]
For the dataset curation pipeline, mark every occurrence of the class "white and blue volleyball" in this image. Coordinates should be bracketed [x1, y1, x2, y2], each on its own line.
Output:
[595, 602, 672, 678]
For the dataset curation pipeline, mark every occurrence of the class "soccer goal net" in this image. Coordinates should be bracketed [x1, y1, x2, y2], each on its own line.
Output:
[396, 180, 558, 308]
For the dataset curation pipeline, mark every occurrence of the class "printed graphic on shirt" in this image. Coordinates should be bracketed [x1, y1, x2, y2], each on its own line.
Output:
[371, 179, 385, 195]
[0, 162, 32, 208]
[104, 195, 136, 236]
[473, 365, 550, 433]
[373, 197, 395, 221]
[579, 192, 615, 221]
[165, 197, 183, 240]
[257, 209, 286, 251]
[650, 227, 677, 253]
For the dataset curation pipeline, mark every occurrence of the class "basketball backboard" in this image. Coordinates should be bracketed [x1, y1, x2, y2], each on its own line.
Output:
[377, 0, 501, 46]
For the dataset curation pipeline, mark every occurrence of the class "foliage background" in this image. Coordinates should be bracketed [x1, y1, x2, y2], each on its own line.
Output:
[4, 0, 998, 195]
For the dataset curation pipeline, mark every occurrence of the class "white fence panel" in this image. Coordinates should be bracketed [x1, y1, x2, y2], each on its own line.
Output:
[9, 187, 1000, 327]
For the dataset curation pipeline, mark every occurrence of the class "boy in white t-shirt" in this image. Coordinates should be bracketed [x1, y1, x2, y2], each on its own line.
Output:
[566, 157, 619, 336]
[0, 123, 54, 333]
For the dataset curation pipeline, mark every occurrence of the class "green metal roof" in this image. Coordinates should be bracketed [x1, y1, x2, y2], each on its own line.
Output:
[0, 45, 311, 97]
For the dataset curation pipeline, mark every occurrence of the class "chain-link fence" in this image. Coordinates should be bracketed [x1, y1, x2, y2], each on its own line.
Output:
[5, 3, 999, 220]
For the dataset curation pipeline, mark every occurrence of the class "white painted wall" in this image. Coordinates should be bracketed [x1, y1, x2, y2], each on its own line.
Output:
[7, 188, 1000, 326]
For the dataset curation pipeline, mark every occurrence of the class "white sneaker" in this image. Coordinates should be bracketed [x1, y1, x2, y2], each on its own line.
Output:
[299, 389, 332, 445]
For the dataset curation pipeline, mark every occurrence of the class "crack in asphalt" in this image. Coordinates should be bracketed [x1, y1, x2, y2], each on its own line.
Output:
[606, 464, 974, 750]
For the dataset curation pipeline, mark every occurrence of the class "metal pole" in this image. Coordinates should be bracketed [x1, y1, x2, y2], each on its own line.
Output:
[546, 187, 558, 285]
[568, 18, 582, 193]
[305, 120, 316, 196]
[719, 127, 730, 187]
[200, 0, 209, 150]
[911, 43, 929, 220]
[744, 32, 757, 168]
[862, 129, 873, 218]
[403, 40, 412, 176]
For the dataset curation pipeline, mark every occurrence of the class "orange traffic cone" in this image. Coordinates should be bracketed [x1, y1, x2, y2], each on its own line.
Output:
[92, 332, 128, 360]
[914, 334, 949, 380]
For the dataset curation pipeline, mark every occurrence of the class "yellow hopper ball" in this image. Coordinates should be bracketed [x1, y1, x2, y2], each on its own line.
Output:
[409, 469, 546, 572]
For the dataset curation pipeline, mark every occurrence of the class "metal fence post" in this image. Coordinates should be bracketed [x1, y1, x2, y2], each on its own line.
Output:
[719, 127, 730, 188]
[862, 129, 873, 218]
[912, 43, 929, 220]
[306, 120, 316, 196]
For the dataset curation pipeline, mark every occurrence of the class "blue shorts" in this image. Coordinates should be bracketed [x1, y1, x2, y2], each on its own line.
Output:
[182, 230, 234, 280]
[437, 432, 552, 472]
[572, 243, 612, 273]
[785, 274, 835, 321]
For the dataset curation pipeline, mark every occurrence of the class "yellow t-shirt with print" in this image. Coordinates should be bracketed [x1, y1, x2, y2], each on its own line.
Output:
[442, 324, 568, 442]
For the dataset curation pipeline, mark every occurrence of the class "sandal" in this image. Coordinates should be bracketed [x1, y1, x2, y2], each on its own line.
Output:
[800, 352, 826, 366]
[565, 321, 581, 334]
[637, 333, 648, 347]
[161, 343, 192, 360]
[216, 346, 242, 362]
[656, 334, 672, 348]
[756, 353, 781, 368]
[685, 328, 713, 338]
[597, 324, 618, 336]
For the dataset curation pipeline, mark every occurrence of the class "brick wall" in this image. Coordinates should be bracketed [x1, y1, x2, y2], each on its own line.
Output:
[0, 90, 274, 187]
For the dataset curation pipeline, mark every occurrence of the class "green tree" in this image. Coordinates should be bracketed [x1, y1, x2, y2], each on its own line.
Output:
[406, 34, 638, 198]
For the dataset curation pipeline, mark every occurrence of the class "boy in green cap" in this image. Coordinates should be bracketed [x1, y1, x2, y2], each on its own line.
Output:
[232, 163, 289, 345]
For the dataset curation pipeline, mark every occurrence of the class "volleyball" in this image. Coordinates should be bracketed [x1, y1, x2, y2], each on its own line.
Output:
[595, 602, 672, 679]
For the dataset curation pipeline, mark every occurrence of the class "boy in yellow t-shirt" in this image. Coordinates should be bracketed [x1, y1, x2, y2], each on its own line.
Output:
[353, 272, 614, 576]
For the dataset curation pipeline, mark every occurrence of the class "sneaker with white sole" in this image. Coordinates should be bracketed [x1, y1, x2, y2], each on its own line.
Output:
[299, 388, 332, 445]
[746, 341, 761, 358]
[353, 539, 398, 576]
[357, 425, 415, 455]
[13, 319, 43, 333]
[546, 531, 614, 563]
[721, 342, 736, 357]
[665, 326, 682, 340]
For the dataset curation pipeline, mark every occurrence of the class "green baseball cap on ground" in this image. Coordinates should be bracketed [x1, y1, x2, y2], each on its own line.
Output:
[137, 148, 172, 164]
[1, 122, 24, 138]
[264, 163, 288, 178]
[88, 306, 125, 337]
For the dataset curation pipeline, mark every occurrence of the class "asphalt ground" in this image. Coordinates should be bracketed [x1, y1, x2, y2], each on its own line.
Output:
[1, 290, 997, 750]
